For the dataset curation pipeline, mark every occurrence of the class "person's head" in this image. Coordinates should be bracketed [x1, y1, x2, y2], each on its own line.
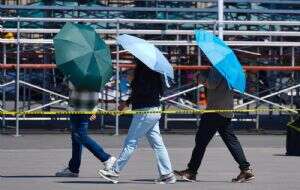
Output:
[133, 57, 149, 71]
[132, 57, 153, 78]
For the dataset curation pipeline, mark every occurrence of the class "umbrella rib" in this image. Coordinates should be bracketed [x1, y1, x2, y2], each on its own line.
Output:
[54, 38, 91, 50]
[73, 52, 95, 75]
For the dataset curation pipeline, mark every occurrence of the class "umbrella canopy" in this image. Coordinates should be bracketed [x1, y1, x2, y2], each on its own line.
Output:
[195, 30, 246, 93]
[54, 23, 113, 91]
[116, 34, 174, 82]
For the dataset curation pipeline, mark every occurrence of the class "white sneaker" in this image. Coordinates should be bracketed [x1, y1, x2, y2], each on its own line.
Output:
[98, 169, 119, 184]
[155, 173, 177, 184]
[55, 167, 78, 177]
[103, 156, 116, 170]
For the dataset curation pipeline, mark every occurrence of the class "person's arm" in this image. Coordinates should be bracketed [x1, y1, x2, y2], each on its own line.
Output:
[90, 101, 99, 121]
[123, 80, 133, 108]
[118, 91, 132, 111]
[118, 98, 130, 111]
[125, 96, 131, 106]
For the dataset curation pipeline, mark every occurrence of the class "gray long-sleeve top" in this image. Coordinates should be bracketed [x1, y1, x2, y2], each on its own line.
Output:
[199, 68, 233, 118]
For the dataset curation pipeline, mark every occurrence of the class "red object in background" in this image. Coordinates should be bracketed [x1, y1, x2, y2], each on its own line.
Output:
[198, 91, 207, 107]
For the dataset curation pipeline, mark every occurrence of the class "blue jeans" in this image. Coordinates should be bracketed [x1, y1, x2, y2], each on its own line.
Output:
[112, 107, 173, 176]
[68, 115, 110, 173]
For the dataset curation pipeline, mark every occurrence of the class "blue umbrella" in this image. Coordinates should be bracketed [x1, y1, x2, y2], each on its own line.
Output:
[195, 30, 246, 93]
[117, 34, 174, 87]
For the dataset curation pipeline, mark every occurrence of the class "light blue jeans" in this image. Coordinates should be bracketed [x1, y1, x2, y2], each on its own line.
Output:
[112, 107, 173, 176]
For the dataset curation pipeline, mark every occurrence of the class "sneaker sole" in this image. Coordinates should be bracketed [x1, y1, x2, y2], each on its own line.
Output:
[232, 176, 255, 183]
[97, 171, 119, 184]
[55, 174, 78, 177]
[182, 176, 196, 182]
[155, 178, 177, 184]
[156, 181, 176, 184]
[244, 176, 255, 182]
[174, 172, 196, 182]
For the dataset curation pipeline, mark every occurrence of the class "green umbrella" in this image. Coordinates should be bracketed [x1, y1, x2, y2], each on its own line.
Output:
[53, 22, 113, 91]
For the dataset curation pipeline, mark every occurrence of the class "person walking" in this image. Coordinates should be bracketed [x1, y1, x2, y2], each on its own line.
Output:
[174, 68, 255, 183]
[55, 82, 116, 177]
[98, 59, 176, 184]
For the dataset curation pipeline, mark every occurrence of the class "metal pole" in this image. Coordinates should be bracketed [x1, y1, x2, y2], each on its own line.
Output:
[280, 44, 284, 112]
[15, 17, 20, 137]
[28, 69, 31, 110]
[292, 47, 295, 74]
[19, 80, 68, 99]
[2, 17, 300, 26]
[100, 91, 104, 129]
[161, 84, 204, 101]
[291, 47, 295, 112]
[218, 0, 224, 40]
[163, 104, 168, 130]
[256, 114, 260, 131]
[213, 22, 217, 35]
[115, 19, 120, 135]
[255, 72, 259, 130]
[2, 44, 7, 131]
[196, 47, 201, 127]
[269, 37, 273, 116]
[238, 91, 298, 113]
[236, 84, 300, 109]
[22, 45, 26, 114]
[22, 67, 26, 112]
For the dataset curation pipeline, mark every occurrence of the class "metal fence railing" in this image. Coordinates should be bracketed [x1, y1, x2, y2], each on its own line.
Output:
[1, 7, 300, 136]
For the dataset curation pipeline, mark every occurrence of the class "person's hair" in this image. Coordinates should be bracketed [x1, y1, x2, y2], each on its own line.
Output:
[133, 57, 152, 77]
[132, 57, 164, 95]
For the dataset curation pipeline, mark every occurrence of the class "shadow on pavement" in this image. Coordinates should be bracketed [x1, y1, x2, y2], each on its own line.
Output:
[273, 154, 288, 156]
[133, 179, 231, 183]
[70, 179, 171, 184]
[198, 180, 234, 183]
[0, 175, 57, 178]
[58, 180, 127, 184]
[273, 153, 300, 157]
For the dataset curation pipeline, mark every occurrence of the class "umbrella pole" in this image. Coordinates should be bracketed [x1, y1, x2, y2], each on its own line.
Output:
[115, 20, 120, 136]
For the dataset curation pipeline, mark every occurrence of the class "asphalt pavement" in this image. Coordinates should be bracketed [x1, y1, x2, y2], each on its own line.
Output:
[1, 134, 299, 190]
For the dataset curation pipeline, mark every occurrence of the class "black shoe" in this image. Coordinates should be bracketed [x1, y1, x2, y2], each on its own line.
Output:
[55, 167, 78, 177]
[232, 169, 255, 183]
[174, 169, 196, 182]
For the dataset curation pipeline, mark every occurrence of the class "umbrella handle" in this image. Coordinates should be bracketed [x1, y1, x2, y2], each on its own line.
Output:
[164, 73, 170, 88]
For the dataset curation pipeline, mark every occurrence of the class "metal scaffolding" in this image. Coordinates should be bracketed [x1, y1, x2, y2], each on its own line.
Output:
[1, 0, 300, 135]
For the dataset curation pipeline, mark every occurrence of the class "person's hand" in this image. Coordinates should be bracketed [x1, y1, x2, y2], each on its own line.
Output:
[118, 102, 128, 111]
[89, 114, 96, 121]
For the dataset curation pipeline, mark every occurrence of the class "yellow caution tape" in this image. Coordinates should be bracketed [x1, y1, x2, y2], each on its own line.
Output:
[0, 108, 298, 116]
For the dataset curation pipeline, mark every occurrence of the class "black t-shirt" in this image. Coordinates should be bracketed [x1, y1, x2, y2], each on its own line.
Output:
[128, 62, 163, 110]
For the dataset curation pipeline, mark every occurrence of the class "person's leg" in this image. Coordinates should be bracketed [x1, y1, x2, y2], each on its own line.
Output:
[113, 111, 161, 173]
[146, 121, 172, 176]
[72, 115, 110, 163]
[187, 113, 219, 174]
[68, 115, 83, 173]
[217, 119, 250, 171]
